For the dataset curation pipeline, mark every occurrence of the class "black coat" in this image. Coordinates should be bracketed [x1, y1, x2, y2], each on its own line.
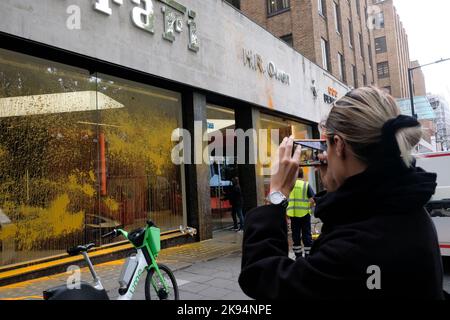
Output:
[229, 185, 243, 208]
[239, 164, 445, 300]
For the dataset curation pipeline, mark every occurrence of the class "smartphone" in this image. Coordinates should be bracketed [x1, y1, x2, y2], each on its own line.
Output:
[293, 139, 327, 167]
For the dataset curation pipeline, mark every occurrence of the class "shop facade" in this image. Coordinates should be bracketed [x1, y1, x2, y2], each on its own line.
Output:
[0, 0, 348, 267]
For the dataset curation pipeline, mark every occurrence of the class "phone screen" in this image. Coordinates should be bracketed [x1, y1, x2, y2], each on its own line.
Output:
[293, 140, 327, 167]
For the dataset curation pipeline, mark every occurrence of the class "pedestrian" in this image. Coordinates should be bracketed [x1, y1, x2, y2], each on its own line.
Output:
[230, 177, 244, 231]
[239, 86, 446, 300]
[287, 168, 315, 260]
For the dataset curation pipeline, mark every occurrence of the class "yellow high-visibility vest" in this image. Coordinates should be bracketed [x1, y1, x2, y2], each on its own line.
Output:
[287, 180, 312, 218]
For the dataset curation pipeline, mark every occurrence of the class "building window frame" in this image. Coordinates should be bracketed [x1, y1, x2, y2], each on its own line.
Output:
[321, 38, 331, 72]
[377, 61, 390, 79]
[359, 33, 364, 59]
[267, 0, 291, 17]
[348, 19, 354, 49]
[355, 0, 361, 17]
[318, 0, 327, 18]
[375, 36, 388, 54]
[280, 33, 294, 47]
[352, 64, 358, 88]
[368, 44, 373, 69]
[333, 2, 342, 35]
[338, 52, 346, 82]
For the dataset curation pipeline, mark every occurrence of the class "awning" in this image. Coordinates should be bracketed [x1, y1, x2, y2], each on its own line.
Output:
[397, 96, 435, 120]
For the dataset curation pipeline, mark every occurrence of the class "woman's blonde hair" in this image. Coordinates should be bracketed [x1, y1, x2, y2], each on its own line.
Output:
[324, 86, 422, 167]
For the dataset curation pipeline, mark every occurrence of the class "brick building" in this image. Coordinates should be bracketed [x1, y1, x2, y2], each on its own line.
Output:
[235, 0, 415, 99]
[239, 0, 377, 88]
[372, 0, 411, 98]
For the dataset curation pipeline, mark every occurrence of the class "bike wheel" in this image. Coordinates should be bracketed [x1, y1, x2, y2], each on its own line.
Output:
[145, 264, 179, 300]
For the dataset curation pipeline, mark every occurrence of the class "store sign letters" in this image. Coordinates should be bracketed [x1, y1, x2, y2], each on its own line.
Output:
[93, 0, 199, 52]
[324, 86, 338, 104]
[243, 49, 290, 85]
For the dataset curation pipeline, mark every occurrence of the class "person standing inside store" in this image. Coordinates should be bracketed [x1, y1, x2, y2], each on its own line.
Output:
[239, 86, 446, 300]
[287, 168, 315, 260]
[230, 177, 245, 231]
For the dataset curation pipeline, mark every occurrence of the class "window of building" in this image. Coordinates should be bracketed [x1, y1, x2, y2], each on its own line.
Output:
[377, 61, 390, 78]
[268, 0, 290, 15]
[318, 0, 326, 17]
[0, 48, 185, 266]
[352, 65, 358, 87]
[368, 44, 374, 69]
[364, 5, 369, 29]
[355, 0, 361, 16]
[224, 0, 240, 9]
[206, 105, 237, 231]
[383, 86, 392, 95]
[280, 34, 294, 47]
[375, 12, 385, 28]
[338, 53, 346, 82]
[348, 19, 354, 48]
[333, 2, 342, 34]
[259, 113, 314, 197]
[359, 33, 364, 58]
[375, 36, 387, 54]
[321, 38, 330, 71]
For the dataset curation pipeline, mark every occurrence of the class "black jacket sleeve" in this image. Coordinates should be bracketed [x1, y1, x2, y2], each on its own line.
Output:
[238, 205, 360, 300]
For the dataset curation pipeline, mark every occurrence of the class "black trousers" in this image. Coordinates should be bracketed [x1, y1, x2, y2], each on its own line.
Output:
[231, 205, 244, 230]
[290, 215, 313, 257]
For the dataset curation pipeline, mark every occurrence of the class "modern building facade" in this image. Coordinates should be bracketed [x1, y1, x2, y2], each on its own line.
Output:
[398, 96, 437, 153]
[240, 0, 377, 89]
[0, 0, 348, 268]
[429, 95, 450, 152]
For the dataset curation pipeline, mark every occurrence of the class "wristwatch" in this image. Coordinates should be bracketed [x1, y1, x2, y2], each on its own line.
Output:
[267, 191, 289, 209]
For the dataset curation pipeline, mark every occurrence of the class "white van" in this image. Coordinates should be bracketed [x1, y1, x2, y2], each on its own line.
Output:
[416, 152, 450, 257]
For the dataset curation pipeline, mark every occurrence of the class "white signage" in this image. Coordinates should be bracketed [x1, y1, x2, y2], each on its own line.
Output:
[242, 49, 290, 85]
[93, 0, 199, 52]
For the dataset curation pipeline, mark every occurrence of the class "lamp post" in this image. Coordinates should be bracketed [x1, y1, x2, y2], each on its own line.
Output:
[408, 58, 450, 119]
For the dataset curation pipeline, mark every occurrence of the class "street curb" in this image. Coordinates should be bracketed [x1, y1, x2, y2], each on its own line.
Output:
[0, 234, 196, 287]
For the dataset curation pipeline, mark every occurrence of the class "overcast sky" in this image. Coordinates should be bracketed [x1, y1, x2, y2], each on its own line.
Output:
[393, 0, 450, 101]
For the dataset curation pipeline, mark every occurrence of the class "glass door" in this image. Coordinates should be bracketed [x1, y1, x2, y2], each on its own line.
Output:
[206, 105, 237, 231]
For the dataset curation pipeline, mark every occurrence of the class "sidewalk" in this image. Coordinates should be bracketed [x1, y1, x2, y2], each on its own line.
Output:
[0, 230, 244, 300]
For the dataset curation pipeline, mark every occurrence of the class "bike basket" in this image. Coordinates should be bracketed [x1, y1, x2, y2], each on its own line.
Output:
[147, 226, 161, 255]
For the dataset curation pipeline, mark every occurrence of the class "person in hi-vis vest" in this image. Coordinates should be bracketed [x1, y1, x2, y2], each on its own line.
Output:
[287, 168, 315, 260]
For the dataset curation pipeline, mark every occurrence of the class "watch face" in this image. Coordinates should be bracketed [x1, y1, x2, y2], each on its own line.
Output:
[270, 192, 284, 205]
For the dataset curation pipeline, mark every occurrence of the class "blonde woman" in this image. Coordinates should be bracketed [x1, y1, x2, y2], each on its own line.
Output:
[239, 87, 446, 300]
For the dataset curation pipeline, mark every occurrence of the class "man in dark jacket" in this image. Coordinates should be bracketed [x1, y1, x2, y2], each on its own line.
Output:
[230, 177, 245, 231]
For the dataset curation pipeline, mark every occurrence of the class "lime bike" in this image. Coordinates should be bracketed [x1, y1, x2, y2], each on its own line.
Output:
[44, 221, 189, 300]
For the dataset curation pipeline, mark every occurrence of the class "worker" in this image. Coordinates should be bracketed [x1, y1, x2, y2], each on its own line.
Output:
[287, 168, 315, 259]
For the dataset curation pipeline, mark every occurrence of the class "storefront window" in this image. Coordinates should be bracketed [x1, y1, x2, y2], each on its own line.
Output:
[96, 74, 184, 236]
[259, 113, 314, 196]
[207, 105, 237, 231]
[0, 49, 184, 266]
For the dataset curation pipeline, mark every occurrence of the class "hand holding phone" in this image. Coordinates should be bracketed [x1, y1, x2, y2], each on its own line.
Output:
[293, 139, 327, 167]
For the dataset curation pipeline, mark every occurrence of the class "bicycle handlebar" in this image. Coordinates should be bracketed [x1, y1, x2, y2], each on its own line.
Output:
[102, 229, 119, 239]
[102, 222, 156, 239]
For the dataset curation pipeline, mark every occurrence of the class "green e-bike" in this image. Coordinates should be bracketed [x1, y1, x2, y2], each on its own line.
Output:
[44, 221, 189, 300]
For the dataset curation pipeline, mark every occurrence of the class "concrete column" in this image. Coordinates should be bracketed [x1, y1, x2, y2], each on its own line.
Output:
[234, 106, 265, 214]
[182, 91, 212, 241]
